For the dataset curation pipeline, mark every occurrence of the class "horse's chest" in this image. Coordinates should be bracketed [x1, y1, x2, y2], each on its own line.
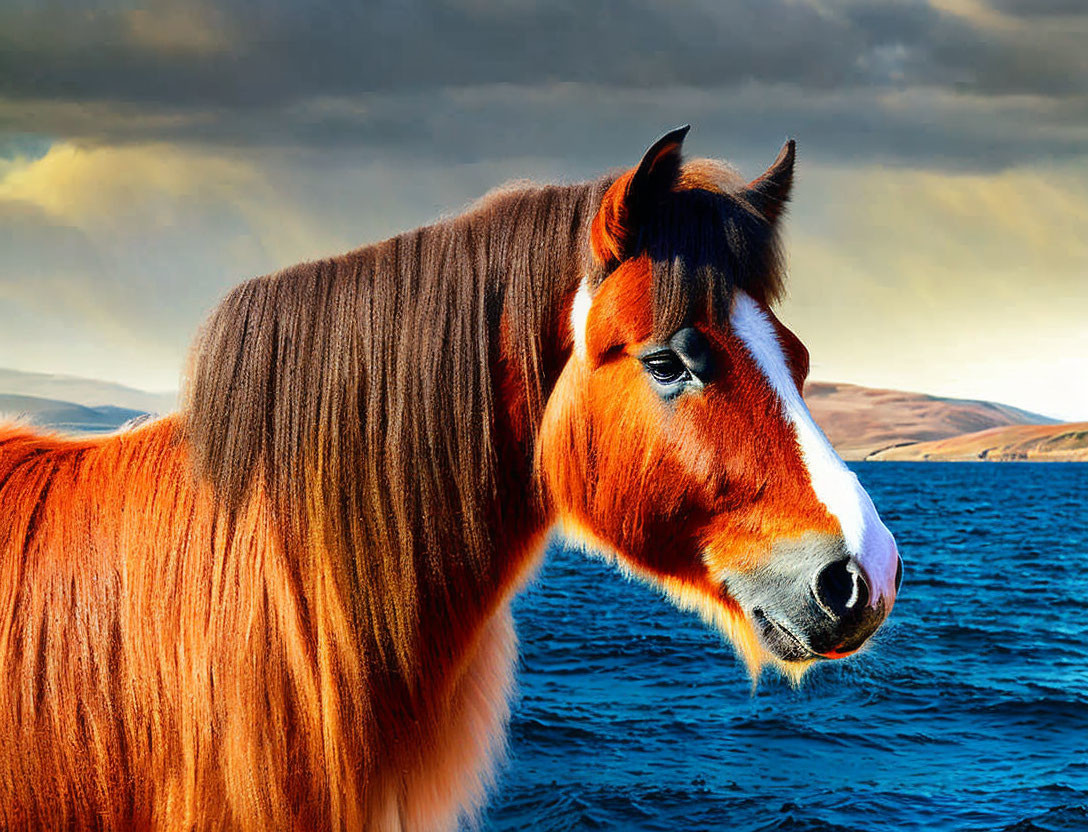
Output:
[375, 604, 518, 832]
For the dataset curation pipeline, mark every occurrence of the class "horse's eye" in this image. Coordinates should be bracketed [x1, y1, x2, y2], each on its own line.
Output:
[641, 350, 690, 385]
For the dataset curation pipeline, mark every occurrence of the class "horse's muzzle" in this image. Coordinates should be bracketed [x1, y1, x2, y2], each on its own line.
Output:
[721, 534, 902, 663]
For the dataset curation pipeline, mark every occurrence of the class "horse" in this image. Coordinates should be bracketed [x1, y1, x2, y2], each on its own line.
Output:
[0, 127, 901, 831]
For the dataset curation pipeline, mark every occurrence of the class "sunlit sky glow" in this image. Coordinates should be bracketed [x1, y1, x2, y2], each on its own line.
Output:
[1, 0, 1086, 419]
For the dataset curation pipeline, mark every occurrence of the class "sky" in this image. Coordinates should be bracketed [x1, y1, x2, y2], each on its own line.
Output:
[1, 0, 1086, 419]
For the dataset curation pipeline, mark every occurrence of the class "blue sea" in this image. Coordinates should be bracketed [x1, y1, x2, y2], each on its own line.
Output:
[482, 463, 1088, 831]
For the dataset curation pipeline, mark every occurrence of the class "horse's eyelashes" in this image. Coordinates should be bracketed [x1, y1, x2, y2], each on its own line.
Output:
[642, 351, 690, 385]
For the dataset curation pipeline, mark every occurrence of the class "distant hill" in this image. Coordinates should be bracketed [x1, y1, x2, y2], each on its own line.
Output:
[803, 381, 1060, 461]
[0, 394, 149, 434]
[868, 422, 1088, 462]
[0, 368, 176, 415]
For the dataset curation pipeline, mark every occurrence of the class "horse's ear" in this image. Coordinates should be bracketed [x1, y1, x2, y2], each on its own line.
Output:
[591, 126, 690, 265]
[742, 139, 795, 225]
[629, 125, 690, 208]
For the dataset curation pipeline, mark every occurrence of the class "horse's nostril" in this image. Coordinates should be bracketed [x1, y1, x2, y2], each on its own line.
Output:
[814, 558, 869, 619]
[895, 555, 904, 592]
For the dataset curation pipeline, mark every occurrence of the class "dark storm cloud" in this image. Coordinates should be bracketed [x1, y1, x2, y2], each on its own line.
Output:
[1, 0, 1086, 168]
[0, 1, 862, 103]
[4, 82, 1084, 173]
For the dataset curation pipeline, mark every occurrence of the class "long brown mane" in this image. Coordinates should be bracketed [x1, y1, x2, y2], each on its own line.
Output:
[181, 178, 611, 823]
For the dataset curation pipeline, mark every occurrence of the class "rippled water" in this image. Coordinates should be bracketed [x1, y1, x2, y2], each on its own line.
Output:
[481, 463, 1088, 831]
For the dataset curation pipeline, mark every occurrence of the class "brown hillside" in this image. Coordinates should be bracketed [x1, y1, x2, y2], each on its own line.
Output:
[803, 381, 1058, 461]
[867, 422, 1088, 462]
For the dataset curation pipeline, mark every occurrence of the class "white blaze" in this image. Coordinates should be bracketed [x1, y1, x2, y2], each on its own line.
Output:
[730, 292, 900, 604]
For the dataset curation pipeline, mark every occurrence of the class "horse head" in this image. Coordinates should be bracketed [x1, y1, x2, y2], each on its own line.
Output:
[539, 127, 901, 678]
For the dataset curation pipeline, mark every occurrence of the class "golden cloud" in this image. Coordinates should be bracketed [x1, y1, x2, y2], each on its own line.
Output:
[0, 141, 345, 266]
[0, 143, 254, 224]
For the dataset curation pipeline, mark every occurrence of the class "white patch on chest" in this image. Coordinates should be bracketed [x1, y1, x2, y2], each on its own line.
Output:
[730, 292, 899, 603]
